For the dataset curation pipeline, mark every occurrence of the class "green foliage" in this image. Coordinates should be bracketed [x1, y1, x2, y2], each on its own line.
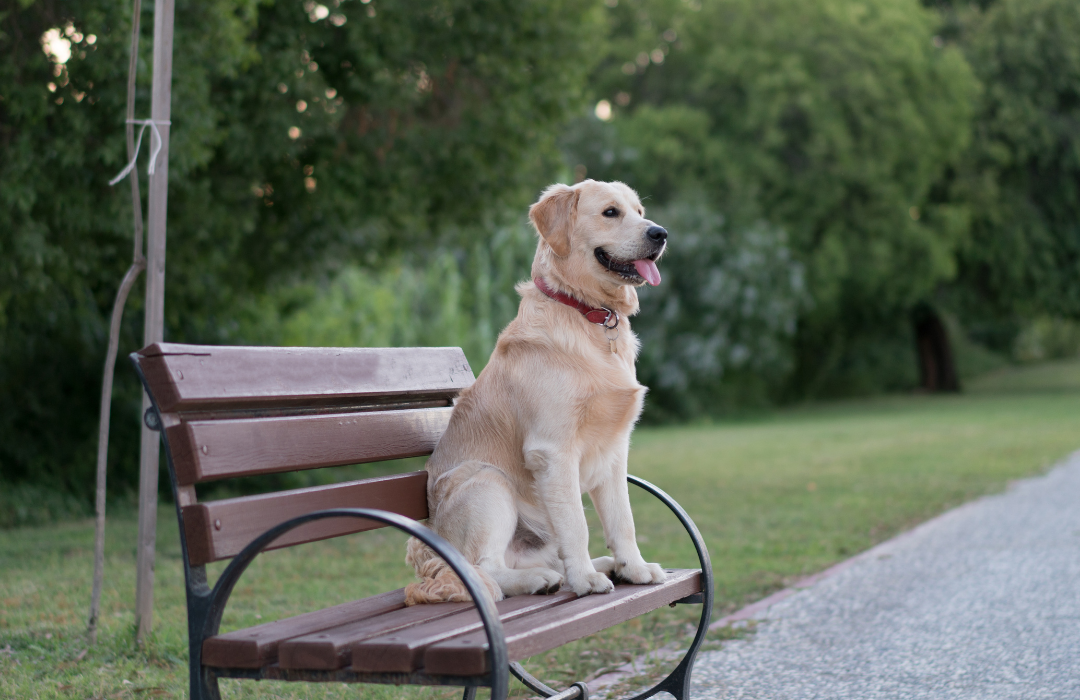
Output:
[0, 0, 153, 496]
[234, 221, 538, 373]
[1013, 318, 1080, 363]
[966, 356, 1080, 395]
[633, 201, 810, 419]
[951, 0, 1080, 323]
[168, 0, 600, 298]
[938, 311, 1010, 380]
[565, 0, 979, 397]
[0, 0, 600, 501]
[0, 481, 91, 529]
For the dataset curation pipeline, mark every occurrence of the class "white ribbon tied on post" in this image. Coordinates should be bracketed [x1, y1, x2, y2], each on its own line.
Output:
[108, 119, 170, 186]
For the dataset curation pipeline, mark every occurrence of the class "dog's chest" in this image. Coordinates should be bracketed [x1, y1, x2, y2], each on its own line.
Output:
[574, 331, 645, 434]
[576, 377, 645, 442]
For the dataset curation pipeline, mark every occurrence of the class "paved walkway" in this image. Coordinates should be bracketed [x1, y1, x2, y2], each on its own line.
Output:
[690, 451, 1080, 700]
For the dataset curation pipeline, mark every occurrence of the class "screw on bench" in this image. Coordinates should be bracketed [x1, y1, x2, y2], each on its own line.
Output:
[143, 407, 162, 431]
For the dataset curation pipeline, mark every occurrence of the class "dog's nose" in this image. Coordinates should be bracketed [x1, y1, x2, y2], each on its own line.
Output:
[646, 226, 668, 243]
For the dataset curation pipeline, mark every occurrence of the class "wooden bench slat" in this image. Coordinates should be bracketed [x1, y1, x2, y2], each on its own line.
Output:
[182, 472, 428, 565]
[352, 591, 578, 673]
[138, 343, 474, 412]
[202, 589, 407, 669]
[423, 569, 702, 676]
[166, 407, 453, 485]
[278, 602, 474, 670]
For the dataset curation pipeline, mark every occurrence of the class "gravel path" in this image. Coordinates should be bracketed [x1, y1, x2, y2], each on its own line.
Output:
[691, 450, 1080, 700]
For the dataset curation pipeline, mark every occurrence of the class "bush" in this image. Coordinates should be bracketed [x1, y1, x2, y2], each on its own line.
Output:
[634, 201, 811, 420]
[0, 482, 91, 529]
[234, 221, 539, 374]
[1013, 318, 1080, 363]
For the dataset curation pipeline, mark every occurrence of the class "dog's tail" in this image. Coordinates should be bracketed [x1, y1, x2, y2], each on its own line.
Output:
[404, 537, 503, 606]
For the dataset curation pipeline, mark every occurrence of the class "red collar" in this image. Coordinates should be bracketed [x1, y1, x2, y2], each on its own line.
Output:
[533, 277, 619, 328]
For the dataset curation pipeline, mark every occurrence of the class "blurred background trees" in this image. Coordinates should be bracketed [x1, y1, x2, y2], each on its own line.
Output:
[0, 0, 600, 514]
[947, 0, 1080, 347]
[1, 0, 1078, 515]
[566, 0, 979, 400]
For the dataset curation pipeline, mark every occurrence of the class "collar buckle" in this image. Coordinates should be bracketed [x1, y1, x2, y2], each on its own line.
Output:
[601, 308, 618, 330]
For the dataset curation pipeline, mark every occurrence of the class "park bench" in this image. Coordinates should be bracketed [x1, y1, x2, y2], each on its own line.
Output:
[131, 342, 713, 700]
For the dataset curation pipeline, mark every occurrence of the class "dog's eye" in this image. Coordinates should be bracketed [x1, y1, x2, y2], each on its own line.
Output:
[602, 207, 619, 218]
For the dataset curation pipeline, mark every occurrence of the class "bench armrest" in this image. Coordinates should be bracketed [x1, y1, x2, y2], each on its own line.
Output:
[627, 475, 713, 599]
[625, 475, 714, 700]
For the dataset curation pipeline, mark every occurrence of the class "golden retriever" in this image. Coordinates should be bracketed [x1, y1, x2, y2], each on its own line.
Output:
[405, 179, 668, 603]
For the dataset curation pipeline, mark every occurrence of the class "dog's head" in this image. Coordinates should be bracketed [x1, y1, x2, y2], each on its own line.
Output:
[529, 180, 667, 310]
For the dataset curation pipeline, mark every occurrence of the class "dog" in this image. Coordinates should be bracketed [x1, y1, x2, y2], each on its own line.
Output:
[405, 179, 668, 604]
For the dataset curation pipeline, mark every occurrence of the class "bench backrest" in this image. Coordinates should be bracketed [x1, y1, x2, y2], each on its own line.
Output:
[133, 343, 474, 567]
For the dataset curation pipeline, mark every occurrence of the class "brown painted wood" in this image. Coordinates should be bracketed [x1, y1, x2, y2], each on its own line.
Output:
[353, 591, 577, 673]
[202, 590, 407, 668]
[137, 343, 474, 413]
[166, 406, 453, 485]
[181, 472, 428, 565]
[279, 602, 474, 670]
[424, 569, 702, 676]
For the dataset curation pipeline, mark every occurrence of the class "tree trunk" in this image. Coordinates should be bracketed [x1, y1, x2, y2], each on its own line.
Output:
[912, 303, 960, 392]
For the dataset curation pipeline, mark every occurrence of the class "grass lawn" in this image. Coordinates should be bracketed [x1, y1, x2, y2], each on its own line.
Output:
[2, 359, 1079, 699]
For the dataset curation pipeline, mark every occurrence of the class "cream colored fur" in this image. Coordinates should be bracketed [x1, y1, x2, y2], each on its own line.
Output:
[405, 180, 667, 605]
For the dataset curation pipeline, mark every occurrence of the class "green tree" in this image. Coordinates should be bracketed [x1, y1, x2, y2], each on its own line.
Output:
[949, 0, 1080, 342]
[566, 0, 979, 397]
[0, 0, 600, 502]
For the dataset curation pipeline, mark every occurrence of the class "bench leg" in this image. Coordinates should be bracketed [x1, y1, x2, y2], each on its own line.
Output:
[510, 661, 588, 700]
[462, 687, 478, 700]
[185, 585, 221, 700]
[510, 661, 560, 697]
[640, 651, 696, 700]
[613, 595, 710, 700]
[192, 666, 221, 700]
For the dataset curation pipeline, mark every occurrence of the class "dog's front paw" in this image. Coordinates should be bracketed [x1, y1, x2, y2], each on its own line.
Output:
[615, 559, 666, 585]
[568, 571, 615, 597]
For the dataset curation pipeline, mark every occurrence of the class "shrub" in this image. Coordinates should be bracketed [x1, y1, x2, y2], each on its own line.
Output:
[634, 201, 811, 419]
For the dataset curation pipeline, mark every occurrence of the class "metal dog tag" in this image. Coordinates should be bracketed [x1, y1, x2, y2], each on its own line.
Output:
[605, 326, 619, 353]
[602, 309, 620, 353]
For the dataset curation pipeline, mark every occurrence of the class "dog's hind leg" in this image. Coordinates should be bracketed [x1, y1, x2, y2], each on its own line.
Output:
[433, 462, 564, 597]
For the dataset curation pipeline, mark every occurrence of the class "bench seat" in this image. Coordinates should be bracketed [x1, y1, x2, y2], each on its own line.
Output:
[205, 570, 700, 674]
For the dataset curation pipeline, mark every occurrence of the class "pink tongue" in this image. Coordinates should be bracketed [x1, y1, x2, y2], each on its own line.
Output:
[633, 259, 662, 286]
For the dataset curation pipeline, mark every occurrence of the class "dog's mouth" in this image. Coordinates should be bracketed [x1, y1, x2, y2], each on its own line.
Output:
[595, 247, 663, 286]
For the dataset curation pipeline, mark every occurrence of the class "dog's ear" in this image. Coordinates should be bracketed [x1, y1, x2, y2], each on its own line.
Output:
[529, 184, 580, 258]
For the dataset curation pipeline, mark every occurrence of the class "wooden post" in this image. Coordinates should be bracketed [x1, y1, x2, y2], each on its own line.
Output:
[135, 0, 175, 645]
[88, 0, 146, 645]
